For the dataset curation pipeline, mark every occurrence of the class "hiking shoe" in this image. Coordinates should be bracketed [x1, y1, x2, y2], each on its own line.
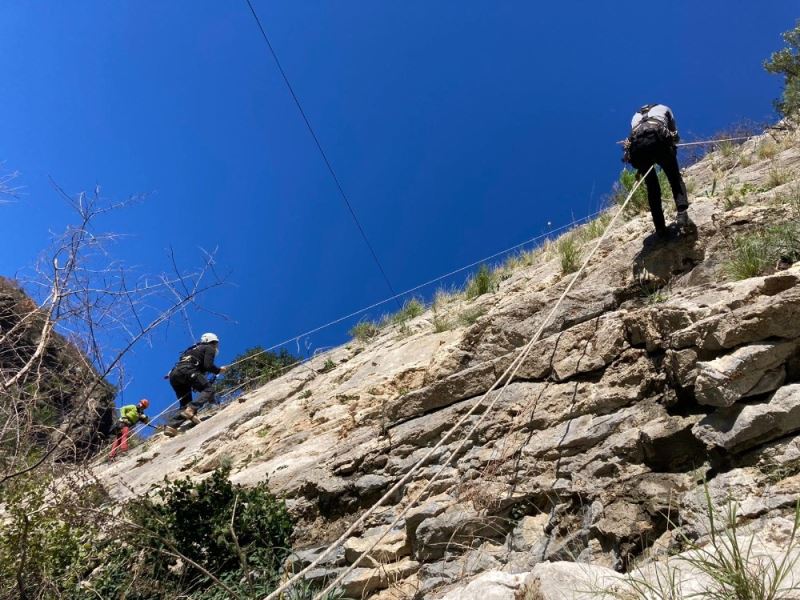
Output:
[163, 426, 179, 437]
[676, 210, 692, 229]
[180, 406, 196, 420]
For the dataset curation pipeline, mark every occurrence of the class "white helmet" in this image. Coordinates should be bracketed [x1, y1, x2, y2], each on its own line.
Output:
[200, 332, 219, 344]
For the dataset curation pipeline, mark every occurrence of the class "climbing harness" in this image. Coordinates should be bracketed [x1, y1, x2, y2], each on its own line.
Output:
[267, 166, 655, 600]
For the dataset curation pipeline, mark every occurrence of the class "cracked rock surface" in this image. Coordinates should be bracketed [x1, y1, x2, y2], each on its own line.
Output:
[94, 128, 800, 598]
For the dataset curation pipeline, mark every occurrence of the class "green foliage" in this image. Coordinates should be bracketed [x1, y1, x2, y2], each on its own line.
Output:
[127, 466, 293, 599]
[349, 298, 425, 343]
[320, 358, 336, 373]
[577, 212, 612, 242]
[609, 491, 800, 600]
[721, 182, 757, 210]
[349, 320, 381, 342]
[557, 235, 581, 275]
[756, 140, 779, 160]
[465, 264, 498, 299]
[613, 168, 672, 218]
[724, 223, 800, 280]
[764, 19, 800, 117]
[218, 346, 300, 397]
[766, 166, 792, 189]
[0, 468, 294, 599]
[390, 298, 424, 324]
[0, 475, 107, 599]
[283, 579, 345, 600]
[432, 314, 453, 333]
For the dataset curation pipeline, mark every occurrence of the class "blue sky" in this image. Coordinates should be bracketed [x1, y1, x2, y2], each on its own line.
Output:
[0, 2, 796, 417]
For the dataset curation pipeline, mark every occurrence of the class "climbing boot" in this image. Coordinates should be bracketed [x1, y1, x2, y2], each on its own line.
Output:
[163, 426, 179, 437]
[676, 209, 692, 231]
[180, 405, 201, 425]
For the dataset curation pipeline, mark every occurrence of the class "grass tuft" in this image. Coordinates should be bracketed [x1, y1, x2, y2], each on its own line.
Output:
[457, 306, 486, 327]
[576, 213, 612, 242]
[349, 320, 381, 343]
[390, 298, 424, 325]
[557, 235, 581, 275]
[613, 168, 672, 219]
[766, 166, 792, 189]
[724, 223, 800, 280]
[465, 264, 498, 299]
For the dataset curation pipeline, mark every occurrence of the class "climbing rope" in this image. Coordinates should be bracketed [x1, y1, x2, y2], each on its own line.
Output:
[225, 209, 606, 370]
[99, 211, 605, 464]
[675, 135, 753, 148]
[262, 166, 654, 600]
[615, 135, 753, 148]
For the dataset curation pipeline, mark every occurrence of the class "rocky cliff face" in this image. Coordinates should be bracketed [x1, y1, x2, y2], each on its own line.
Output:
[96, 127, 800, 599]
[0, 276, 115, 461]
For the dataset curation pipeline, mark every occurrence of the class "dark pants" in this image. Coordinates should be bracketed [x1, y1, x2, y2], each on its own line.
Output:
[629, 129, 689, 232]
[167, 369, 214, 427]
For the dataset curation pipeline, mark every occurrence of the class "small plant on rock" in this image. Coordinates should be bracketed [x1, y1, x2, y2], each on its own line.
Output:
[557, 235, 581, 275]
[766, 166, 792, 190]
[349, 320, 381, 343]
[390, 298, 424, 325]
[458, 306, 486, 327]
[465, 264, 498, 299]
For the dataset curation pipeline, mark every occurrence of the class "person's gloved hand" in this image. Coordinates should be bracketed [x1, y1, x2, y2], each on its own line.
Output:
[671, 130, 680, 144]
[141, 415, 150, 424]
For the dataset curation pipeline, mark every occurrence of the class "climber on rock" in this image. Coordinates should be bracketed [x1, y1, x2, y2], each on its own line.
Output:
[109, 398, 150, 460]
[623, 103, 693, 238]
[163, 332, 227, 437]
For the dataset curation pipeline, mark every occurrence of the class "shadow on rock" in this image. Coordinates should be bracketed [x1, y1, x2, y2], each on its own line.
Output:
[633, 223, 704, 283]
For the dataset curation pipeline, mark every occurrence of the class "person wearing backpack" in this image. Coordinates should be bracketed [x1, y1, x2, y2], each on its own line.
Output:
[163, 333, 227, 436]
[109, 398, 150, 460]
[623, 104, 692, 238]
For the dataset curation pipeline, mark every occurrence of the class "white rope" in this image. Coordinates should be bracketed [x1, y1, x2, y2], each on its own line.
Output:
[675, 135, 753, 148]
[616, 135, 753, 148]
[262, 166, 653, 600]
[226, 210, 605, 370]
[96, 211, 604, 465]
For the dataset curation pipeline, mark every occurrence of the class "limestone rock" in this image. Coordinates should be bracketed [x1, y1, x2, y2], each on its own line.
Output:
[695, 340, 797, 407]
[522, 561, 621, 600]
[340, 558, 420, 598]
[343, 528, 410, 565]
[693, 384, 800, 450]
[438, 570, 528, 600]
[414, 509, 508, 561]
[510, 513, 549, 552]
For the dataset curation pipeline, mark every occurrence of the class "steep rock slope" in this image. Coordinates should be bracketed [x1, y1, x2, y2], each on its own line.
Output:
[96, 127, 800, 598]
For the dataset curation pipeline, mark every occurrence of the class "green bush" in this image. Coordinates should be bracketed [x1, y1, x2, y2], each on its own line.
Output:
[126, 466, 293, 599]
[0, 475, 106, 599]
[218, 346, 300, 397]
[465, 264, 497, 299]
[764, 19, 800, 117]
[0, 468, 295, 599]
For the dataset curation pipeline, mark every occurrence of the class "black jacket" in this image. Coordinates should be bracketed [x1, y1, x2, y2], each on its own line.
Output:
[175, 342, 222, 375]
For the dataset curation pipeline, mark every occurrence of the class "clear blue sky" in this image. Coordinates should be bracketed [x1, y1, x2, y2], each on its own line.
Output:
[0, 2, 795, 417]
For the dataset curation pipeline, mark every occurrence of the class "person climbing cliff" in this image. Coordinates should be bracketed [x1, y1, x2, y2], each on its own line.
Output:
[623, 103, 693, 237]
[109, 398, 150, 460]
[163, 333, 227, 436]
